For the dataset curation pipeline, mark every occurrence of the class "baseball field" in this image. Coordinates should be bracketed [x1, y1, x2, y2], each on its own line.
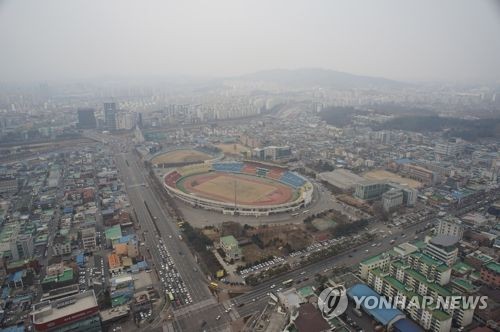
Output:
[177, 172, 295, 205]
[151, 149, 213, 164]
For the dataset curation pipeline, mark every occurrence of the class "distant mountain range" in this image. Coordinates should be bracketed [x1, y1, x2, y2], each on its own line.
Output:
[231, 68, 408, 89]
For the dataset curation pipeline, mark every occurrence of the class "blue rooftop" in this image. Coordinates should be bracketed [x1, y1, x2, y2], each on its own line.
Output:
[13, 271, 23, 283]
[118, 234, 136, 244]
[76, 254, 85, 265]
[347, 284, 405, 326]
[0, 325, 25, 332]
[393, 318, 424, 332]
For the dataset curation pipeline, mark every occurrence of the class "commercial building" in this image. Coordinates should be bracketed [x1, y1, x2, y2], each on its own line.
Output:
[355, 179, 417, 206]
[115, 112, 137, 130]
[104, 102, 117, 131]
[31, 290, 100, 332]
[220, 235, 242, 261]
[382, 189, 404, 211]
[77, 108, 97, 129]
[434, 138, 464, 158]
[110, 275, 134, 307]
[42, 265, 75, 292]
[400, 164, 437, 184]
[436, 218, 464, 239]
[355, 180, 388, 200]
[252, 146, 292, 161]
[81, 227, 97, 252]
[390, 183, 418, 207]
[424, 235, 459, 266]
[52, 235, 71, 256]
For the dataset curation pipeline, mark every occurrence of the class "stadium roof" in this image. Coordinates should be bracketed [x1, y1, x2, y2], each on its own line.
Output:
[347, 284, 405, 326]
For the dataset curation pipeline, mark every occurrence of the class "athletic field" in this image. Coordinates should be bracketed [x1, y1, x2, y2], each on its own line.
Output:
[151, 149, 213, 164]
[177, 172, 295, 206]
[363, 170, 422, 189]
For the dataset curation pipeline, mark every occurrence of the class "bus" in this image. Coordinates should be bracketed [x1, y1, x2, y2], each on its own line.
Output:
[167, 292, 174, 301]
[282, 279, 293, 286]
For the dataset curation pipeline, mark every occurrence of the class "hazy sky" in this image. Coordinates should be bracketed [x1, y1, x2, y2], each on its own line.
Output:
[1, 0, 500, 83]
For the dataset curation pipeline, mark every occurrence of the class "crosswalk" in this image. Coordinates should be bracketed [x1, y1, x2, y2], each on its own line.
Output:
[172, 298, 217, 317]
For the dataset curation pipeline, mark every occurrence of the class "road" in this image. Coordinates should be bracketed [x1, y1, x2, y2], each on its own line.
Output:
[114, 151, 213, 306]
[168, 218, 430, 332]
[83, 131, 217, 328]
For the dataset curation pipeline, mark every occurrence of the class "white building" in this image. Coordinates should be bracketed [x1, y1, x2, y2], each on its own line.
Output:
[436, 218, 464, 239]
[81, 227, 97, 252]
[435, 138, 463, 158]
[382, 189, 404, 211]
[424, 235, 459, 266]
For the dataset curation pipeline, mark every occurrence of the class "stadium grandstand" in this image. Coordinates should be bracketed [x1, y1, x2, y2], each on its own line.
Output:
[162, 160, 313, 216]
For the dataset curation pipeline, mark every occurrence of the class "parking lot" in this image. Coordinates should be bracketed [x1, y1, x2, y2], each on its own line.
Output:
[238, 235, 356, 279]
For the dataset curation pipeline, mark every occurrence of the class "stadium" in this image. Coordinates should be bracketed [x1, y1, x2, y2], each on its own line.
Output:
[151, 148, 222, 168]
[163, 161, 313, 216]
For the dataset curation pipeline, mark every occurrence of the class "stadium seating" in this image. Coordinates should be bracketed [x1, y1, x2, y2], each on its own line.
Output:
[280, 171, 305, 188]
[242, 164, 257, 175]
[267, 167, 285, 180]
[170, 161, 306, 189]
[212, 162, 244, 173]
[165, 171, 181, 187]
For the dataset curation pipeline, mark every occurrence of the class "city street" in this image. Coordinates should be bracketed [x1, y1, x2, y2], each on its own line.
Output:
[114, 151, 213, 308]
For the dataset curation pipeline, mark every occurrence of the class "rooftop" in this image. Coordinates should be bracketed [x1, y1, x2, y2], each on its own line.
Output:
[42, 268, 74, 284]
[429, 234, 459, 248]
[347, 284, 405, 326]
[484, 262, 500, 274]
[100, 305, 130, 322]
[452, 261, 475, 274]
[294, 303, 330, 332]
[105, 224, 122, 240]
[32, 290, 98, 325]
[220, 235, 238, 248]
[360, 252, 391, 265]
[317, 169, 364, 190]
